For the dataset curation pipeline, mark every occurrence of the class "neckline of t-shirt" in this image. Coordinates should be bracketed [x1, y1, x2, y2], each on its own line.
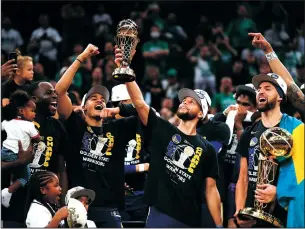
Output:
[175, 126, 200, 139]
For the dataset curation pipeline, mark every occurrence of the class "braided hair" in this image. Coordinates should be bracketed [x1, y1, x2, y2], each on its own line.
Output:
[24, 171, 57, 218]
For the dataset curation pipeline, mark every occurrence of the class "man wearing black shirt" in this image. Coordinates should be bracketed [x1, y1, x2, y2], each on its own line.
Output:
[55, 44, 141, 227]
[234, 73, 295, 227]
[196, 90, 230, 228]
[115, 47, 223, 227]
[1, 81, 68, 228]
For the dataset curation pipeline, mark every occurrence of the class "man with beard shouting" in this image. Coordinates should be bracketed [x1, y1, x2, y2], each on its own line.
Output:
[234, 73, 304, 228]
[114, 47, 223, 227]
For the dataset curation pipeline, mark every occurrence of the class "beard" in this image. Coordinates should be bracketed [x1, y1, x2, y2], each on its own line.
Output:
[176, 110, 196, 121]
[257, 98, 277, 112]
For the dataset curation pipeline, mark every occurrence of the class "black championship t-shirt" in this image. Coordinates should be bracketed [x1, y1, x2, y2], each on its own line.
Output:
[1, 80, 30, 102]
[144, 108, 219, 227]
[236, 120, 287, 225]
[197, 119, 230, 202]
[64, 111, 138, 209]
[124, 119, 149, 191]
[1, 116, 68, 222]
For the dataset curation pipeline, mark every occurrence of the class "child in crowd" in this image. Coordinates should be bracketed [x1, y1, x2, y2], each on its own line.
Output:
[65, 186, 97, 228]
[1, 90, 41, 208]
[2, 50, 34, 107]
[25, 171, 68, 228]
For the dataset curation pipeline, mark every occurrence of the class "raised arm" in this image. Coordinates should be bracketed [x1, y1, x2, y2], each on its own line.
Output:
[249, 33, 305, 114]
[114, 47, 150, 126]
[55, 44, 99, 120]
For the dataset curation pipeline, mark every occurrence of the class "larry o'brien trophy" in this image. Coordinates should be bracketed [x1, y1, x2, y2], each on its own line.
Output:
[112, 19, 140, 82]
[238, 127, 293, 228]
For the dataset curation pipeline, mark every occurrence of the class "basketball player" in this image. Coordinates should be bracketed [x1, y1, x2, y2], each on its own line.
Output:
[249, 32, 305, 121]
[114, 47, 223, 227]
[55, 44, 143, 228]
[234, 73, 304, 227]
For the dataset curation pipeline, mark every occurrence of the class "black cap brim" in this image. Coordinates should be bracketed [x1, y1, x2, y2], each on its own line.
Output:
[85, 85, 110, 103]
[236, 85, 256, 96]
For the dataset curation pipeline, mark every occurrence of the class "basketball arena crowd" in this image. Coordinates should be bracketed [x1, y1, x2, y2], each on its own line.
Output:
[1, 1, 304, 228]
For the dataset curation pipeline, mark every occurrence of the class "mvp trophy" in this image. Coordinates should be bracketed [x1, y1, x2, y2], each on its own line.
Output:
[238, 127, 293, 228]
[112, 19, 140, 82]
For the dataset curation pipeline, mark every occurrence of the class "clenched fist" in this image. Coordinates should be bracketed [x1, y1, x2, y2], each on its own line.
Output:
[78, 44, 100, 62]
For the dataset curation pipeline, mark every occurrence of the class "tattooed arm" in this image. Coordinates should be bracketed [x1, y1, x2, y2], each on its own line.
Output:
[249, 32, 305, 118]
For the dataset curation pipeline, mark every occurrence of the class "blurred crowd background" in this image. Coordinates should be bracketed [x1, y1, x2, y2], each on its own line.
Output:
[2, 1, 304, 117]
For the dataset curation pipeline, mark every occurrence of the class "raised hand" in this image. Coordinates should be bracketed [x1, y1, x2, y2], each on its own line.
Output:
[1, 59, 18, 78]
[78, 44, 100, 61]
[114, 45, 136, 67]
[248, 33, 273, 53]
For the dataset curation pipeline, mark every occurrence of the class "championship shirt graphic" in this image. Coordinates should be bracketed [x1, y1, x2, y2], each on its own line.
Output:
[80, 128, 114, 168]
[164, 134, 203, 184]
[30, 136, 54, 173]
[124, 134, 142, 165]
[225, 134, 237, 164]
[248, 137, 260, 185]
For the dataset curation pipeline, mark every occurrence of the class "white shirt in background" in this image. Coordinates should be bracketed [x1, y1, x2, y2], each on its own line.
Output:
[2, 119, 39, 154]
[1, 28, 24, 53]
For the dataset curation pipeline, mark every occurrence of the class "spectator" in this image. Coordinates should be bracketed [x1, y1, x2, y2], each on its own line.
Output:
[228, 58, 250, 86]
[142, 25, 169, 76]
[226, 4, 257, 52]
[103, 60, 119, 92]
[1, 51, 34, 107]
[83, 67, 103, 94]
[264, 21, 290, 51]
[159, 107, 173, 120]
[162, 68, 180, 100]
[194, 45, 217, 96]
[143, 65, 164, 111]
[186, 35, 205, 64]
[33, 63, 47, 81]
[1, 17, 23, 55]
[92, 4, 113, 40]
[163, 13, 188, 42]
[1, 59, 18, 81]
[283, 43, 303, 80]
[259, 62, 272, 74]
[143, 2, 165, 31]
[29, 14, 62, 80]
[243, 50, 259, 77]
[195, 15, 212, 40]
[211, 77, 235, 113]
[292, 24, 304, 55]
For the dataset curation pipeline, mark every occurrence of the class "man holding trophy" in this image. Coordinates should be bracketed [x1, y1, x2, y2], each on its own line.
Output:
[234, 69, 304, 228]
[113, 20, 223, 227]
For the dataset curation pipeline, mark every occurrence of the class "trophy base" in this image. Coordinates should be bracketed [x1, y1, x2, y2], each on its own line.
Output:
[238, 207, 284, 228]
[112, 67, 136, 82]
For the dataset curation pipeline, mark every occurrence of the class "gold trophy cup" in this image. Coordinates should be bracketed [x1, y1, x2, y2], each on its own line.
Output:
[112, 19, 140, 82]
[238, 127, 293, 227]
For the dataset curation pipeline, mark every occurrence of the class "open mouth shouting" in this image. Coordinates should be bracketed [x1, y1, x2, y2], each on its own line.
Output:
[49, 101, 58, 113]
[258, 96, 267, 105]
[95, 104, 104, 111]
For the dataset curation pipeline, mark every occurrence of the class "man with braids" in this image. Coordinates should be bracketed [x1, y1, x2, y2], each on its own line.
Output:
[25, 171, 68, 228]
[1, 81, 68, 228]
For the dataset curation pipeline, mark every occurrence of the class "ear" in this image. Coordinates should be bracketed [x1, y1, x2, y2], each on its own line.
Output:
[82, 104, 87, 115]
[197, 110, 203, 120]
[40, 187, 46, 195]
[31, 96, 38, 102]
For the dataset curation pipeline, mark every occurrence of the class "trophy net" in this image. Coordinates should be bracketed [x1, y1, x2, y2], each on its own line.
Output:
[254, 157, 278, 211]
[115, 35, 138, 65]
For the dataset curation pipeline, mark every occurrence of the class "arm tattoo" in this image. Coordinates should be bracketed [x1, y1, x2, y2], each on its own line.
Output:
[287, 83, 305, 114]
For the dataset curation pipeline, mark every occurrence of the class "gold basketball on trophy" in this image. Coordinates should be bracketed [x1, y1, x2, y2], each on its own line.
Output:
[238, 127, 293, 228]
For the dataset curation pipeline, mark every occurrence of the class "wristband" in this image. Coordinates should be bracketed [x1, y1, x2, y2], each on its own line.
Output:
[138, 164, 145, 172]
[216, 225, 223, 228]
[265, 51, 278, 62]
[76, 58, 83, 64]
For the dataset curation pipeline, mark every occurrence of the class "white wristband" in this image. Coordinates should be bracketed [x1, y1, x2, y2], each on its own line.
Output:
[138, 164, 145, 172]
[265, 51, 278, 62]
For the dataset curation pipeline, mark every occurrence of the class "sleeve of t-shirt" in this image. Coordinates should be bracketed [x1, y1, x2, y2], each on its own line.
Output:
[236, 127, 251, 158]
[26, 203, 52, 228]
[119, 103, 137, 117]
[205, 142, 220, 180]
[1, 120, 6, 131]
[212, 112, 227, 122]
[26, 122, 40, 138]
[146, 107, 160, 134]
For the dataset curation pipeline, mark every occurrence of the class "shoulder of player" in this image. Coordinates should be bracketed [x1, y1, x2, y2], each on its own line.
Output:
[281, 113, 303, 126]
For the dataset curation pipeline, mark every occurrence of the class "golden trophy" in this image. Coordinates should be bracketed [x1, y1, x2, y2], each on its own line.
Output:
[112, 19, 140, 82]
[238, 127, 293, 227]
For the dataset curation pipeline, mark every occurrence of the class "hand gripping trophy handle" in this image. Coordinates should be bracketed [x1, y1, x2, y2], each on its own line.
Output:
[112, 19, 140, 82]
[238, 127, 293, 228]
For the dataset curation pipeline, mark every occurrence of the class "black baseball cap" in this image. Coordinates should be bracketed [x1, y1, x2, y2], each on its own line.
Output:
[84, 85, 110, 104]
